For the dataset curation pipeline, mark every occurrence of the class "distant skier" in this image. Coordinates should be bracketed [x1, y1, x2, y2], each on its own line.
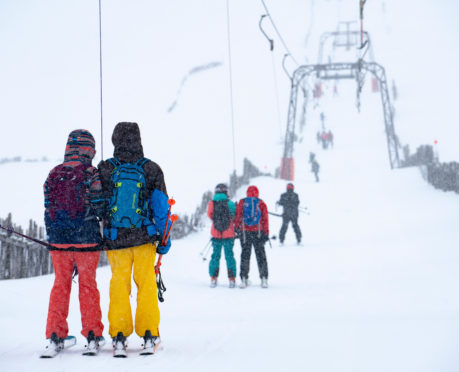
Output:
[42, 129, 104, 357]
[98, 122, 171, 357]
[207, 183, 237, 288]
[235, 185, 270, 289]
[309, 152, 316, 164]
[276, 183, 302, 245]
[327, 130, 334, 148]
[311, 159, 320, 182]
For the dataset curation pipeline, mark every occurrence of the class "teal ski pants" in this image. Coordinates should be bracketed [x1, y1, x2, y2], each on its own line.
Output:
[209, 238, 236, 278]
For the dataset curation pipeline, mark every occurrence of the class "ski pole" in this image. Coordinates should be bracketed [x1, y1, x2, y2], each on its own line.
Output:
[162, 214, 178, 246]
[200, 239, 212, 256]
[162, 198, 175, 240]
[0, 224, 104, 251]
[0, 224, 52, 248]
[202, 241, 212, 262]
[155, 255, 166, 302]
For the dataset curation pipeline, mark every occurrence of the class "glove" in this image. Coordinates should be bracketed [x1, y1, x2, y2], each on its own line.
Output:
[157, 238, 171, 255]
[261, 233, 269, 243]
[235, 229, 242, 239]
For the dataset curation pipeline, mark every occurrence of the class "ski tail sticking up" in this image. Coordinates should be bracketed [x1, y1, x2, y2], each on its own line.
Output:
[40, 334, 76, 358]
[139, 330, 161, 356]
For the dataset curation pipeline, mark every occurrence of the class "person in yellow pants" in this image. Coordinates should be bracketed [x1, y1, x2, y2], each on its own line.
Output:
[107, 243, 159, 338]
[98, 122, 172, 357]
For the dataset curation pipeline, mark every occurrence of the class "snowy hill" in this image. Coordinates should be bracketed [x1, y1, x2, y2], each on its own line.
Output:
[2, 120, 459, 370]
[1, 0, 459, 371]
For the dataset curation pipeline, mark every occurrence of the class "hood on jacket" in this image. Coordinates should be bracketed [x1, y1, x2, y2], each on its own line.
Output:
[213, 192, 228, 202]
[112, 122, 144, 162]
[64, 129, 96, 165]
[246, 185, 259, 198]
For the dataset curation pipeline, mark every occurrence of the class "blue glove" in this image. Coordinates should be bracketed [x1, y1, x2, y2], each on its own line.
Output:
[157, 238, 171, 255]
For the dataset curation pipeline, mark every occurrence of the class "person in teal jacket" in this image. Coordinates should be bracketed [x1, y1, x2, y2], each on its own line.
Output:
[206, 183, 237, 288]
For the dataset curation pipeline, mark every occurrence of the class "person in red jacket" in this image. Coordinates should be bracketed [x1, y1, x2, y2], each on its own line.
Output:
[235, 185, 269, 288]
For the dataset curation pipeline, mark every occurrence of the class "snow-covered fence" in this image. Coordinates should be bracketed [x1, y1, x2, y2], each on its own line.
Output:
[0, 215, 108, 280]
[402, 144, 459, 194]
[424, 162, 459, 193]
[0, 157, 267, 279]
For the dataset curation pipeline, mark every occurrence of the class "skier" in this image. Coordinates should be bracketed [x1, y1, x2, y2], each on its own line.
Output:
[235, 185, 270, 289]
[327, 130, 334, 148]
[42, 129, 104, 357]
[276, 183, 302, 245]
[311, 158, 320, 182]
[98, 122, 171, 357]
[206, 183, 237, 288]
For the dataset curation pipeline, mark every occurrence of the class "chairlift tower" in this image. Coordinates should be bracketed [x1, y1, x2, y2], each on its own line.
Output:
[279, 26, 401, 180]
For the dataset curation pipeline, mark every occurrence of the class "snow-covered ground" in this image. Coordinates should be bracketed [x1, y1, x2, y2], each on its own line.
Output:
[1, 0, 459, 371]
[2, 81, 459, 370]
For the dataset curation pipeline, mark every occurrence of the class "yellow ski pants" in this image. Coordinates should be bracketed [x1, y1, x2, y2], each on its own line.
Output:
[107, 243, 160, 338]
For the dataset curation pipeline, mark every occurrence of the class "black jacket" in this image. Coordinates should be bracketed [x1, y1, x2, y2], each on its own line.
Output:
[277, 190, 299, 218]
[98, 122, 168, 249]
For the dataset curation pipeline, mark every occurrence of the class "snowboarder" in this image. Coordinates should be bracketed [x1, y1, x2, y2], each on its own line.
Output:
[207, 183, 237, 288]
[311, 158, 320, 182]
[235, 185, 270, 289]
[98, 122, 171, 357]
[276, 183, 302, 245]
[42, 129, 105, 357]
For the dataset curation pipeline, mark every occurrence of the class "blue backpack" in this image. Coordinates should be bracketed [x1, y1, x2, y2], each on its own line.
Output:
[105, 157, 155, 240]
[243, 197, 261, 226]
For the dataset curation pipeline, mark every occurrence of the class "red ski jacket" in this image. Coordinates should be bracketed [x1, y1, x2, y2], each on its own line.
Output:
[235, 185, 269, 236]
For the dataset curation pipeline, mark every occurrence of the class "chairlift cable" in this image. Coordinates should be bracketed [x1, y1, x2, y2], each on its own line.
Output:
[226, 0, 237, 172]
[98, 0, 104, 160]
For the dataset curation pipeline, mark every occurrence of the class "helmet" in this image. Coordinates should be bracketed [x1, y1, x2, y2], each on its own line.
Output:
[215, 183, 228, 195]
[286, 183, 294, 190]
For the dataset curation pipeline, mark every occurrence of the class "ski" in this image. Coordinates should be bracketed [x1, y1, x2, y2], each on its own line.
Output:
[40, 335, 76, 358]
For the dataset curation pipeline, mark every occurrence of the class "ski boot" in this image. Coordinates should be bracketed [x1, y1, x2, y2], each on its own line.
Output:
[229, 277, 236, 288]
[40, 332, 64, 358]
[112, 332, 127, 358]
[261, 277, 268, 289]
[239, 278, 249, 289]
[210, 276, 218, 288]
[140, 330, 161, 355]
[83, 330, 105, 356]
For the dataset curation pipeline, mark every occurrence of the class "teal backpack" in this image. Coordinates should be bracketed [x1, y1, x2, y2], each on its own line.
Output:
[104, 157, 156, 240]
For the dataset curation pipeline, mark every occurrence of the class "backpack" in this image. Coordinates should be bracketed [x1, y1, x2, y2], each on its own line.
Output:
[106, 157, 152, 236]
[212, 200, 231, 232]
[243, 197, 261, 226]
[47, 163, 89, 228]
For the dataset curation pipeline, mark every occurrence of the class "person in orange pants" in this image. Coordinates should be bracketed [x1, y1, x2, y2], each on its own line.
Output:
[47, 251, 102, 339]
[43, 129, 105, 354]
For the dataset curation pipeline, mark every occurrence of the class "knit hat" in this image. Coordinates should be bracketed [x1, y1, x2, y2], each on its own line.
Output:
[64, 129, 96, 165]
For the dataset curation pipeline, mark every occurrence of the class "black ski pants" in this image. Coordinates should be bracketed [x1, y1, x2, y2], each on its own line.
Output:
[279, 215, 302, 243]
[240, 231, 268, 280]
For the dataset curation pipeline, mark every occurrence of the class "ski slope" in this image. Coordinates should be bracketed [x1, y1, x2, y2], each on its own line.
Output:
[2, 82, 459, 370]
[1, 0, 459, 371]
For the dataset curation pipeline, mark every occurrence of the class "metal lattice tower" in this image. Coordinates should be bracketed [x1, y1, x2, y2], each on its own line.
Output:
[279, 27, 401, 180]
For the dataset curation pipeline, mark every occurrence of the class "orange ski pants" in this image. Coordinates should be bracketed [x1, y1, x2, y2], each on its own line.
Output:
[46, 251, 104, 339]
[106, 243, 160, 338]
